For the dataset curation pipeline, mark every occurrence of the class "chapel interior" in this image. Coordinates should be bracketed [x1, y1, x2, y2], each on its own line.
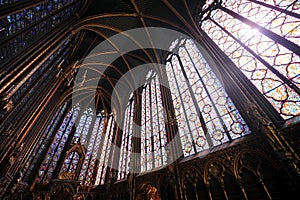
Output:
[0, 0, 300, 199]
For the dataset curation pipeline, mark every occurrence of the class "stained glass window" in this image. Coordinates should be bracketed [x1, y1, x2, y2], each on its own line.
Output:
[118, 96, 134, 180]
[0, 0, 81, 67]
[0, 35, 78, 147]
[59, 108, 93, 177]
[94, 114, 115, 185]
[0, 0, 21, 6]
[86, 115, 105, 185]
[79, 115, 103, 185]
[60, 151, 80, 174]
[36, 105, 80, 183]
[73, 108, 93, 144]
[36, 106, 116, 186]
[9, 39, 71, 109]
[201, 0, 300, 120]
[166, 38, 251, 157]
[140, 71, 168, 172]
[23, 102, 68, 181]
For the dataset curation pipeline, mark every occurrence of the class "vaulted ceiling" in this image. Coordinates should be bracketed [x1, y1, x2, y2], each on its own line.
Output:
[66, 0, 209, 113]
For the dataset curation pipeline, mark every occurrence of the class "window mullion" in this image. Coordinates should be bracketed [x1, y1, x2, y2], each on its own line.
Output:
[183, 46, 232, 142]
[248, 0, 300, 19]
[99, 117, 112, 184]
[143, 87, 147, 171]
[95, 117, 108, 183]
[82, 117, 100, 185]
[99, 117, 113, 184]
[92, 117, 104, 185]
[174, 54, 215, 148]
[209, 17, 300, 95]
[41, 109, 75, 182]
[219, 5, 300, 57]
[124, 102, 133, 177]
[119, 103, 130, 179]
[24, 102, 65, 179]
[169, 57, 197, 154]
[148, 82, 155, 170]
[94, 117, 106, 183]
[154, 77, 164, 166]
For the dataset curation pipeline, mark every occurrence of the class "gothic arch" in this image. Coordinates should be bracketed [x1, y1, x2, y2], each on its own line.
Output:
[59, 142, 85, 180]
[234, 149, 280, 178]
[234, 149, 298, 199]
[203, 159, 234, 183]
[181, 166, 202, 186]
[203, 159, 239, 200]
[181, 166, 209, 200]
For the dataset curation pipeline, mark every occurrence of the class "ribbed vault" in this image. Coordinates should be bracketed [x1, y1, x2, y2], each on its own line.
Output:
[65, 0, 209, 113]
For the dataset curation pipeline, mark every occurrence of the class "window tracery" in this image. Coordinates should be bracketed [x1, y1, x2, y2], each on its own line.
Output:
[0, 0, 81, 66]
[201, 0, 300, 120]
[118, 97, 134, 180]
[140, 71, 168, 172]
[36, 107, 115, 186]
[36, 105, 80, 183]
[166, 38, 251, 157]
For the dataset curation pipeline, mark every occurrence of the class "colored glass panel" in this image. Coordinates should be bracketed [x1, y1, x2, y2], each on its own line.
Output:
[0, 0, 81, 67]
[166, 38, 251, 156]
[118, 99, 134, 180]
[140, 72, 167, 172]
[36, 105, 79, 183]
[201, 0, 300, 119]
